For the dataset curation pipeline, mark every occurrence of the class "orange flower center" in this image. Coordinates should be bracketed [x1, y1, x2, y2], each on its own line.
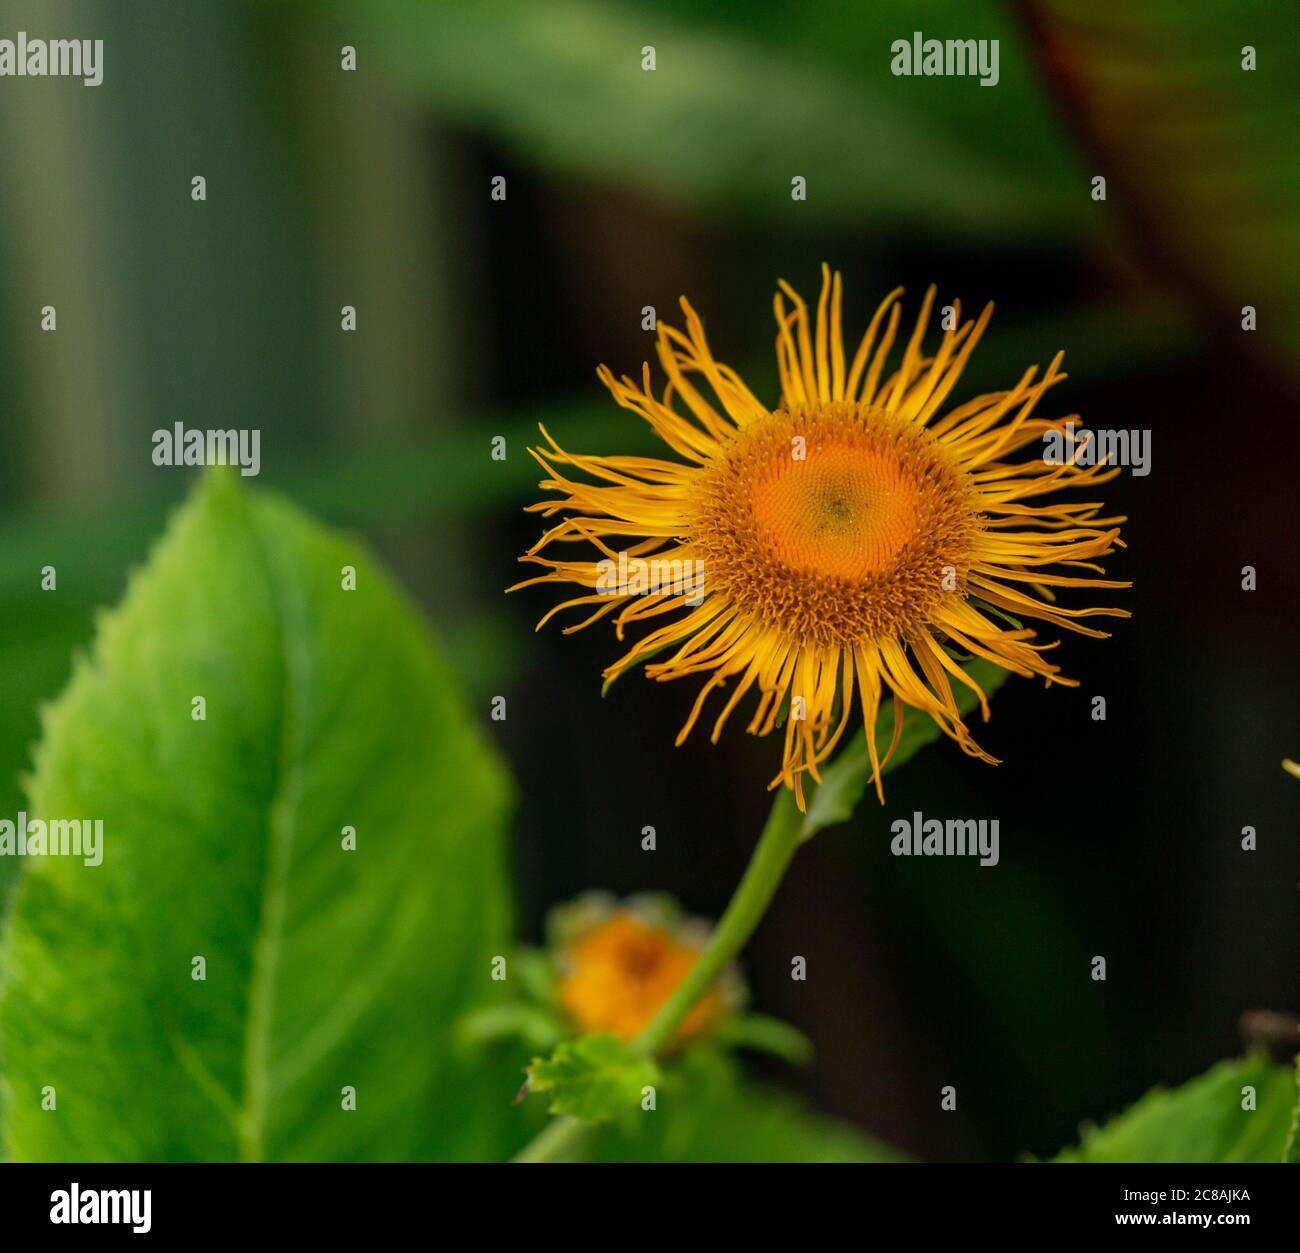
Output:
[691, 403, 978, 645]
[750, 442, 922, 581]
[558, 915, 723, 1046]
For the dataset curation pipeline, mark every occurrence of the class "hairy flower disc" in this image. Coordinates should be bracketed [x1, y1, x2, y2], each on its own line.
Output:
[512, 266, 1129, 809]
[692, 402, 977, 645]
[557, 913, 723, 1046]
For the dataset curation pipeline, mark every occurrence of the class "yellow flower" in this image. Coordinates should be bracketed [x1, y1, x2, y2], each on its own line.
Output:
[514, 267, 1128, 809]
[556, 907, 725, 1047]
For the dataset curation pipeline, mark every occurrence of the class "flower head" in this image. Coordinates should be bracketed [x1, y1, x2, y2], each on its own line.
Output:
[551, 893, 733, 1047]
[515, 267, 1128, 808]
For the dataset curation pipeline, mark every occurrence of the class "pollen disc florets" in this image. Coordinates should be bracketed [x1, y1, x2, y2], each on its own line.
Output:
[692, 402, 977, 646]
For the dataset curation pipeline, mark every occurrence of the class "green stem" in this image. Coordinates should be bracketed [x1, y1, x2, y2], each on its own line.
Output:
[510, 1113, 595, 1164]
[632, 792, 803, 1055]
[512, 789, 805, 1163]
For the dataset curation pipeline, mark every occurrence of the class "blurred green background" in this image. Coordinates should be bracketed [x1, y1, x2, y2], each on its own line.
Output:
[0, 0, 1295, 1160]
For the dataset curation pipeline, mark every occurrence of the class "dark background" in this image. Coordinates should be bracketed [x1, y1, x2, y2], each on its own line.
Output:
[0, 0, 1295, 1161]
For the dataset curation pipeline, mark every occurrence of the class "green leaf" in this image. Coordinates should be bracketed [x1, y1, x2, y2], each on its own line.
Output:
[1019, 0, 1300, 385]
[0, 472, 518, 1161]
[455, 1003, 567, 1053]
[1052, 1055, 1297, 1163]
[596, 1046, 906, 1162]
[712, 1013, 814, 1066]
[309, 0, 1083, 238]
[600, 637, 676, 697]
[1284, 1054, 1300, 1165]
[798, 658, 1010, 840]
[511, 948, 561, 1008]
[524, 1033, 661, 1126]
